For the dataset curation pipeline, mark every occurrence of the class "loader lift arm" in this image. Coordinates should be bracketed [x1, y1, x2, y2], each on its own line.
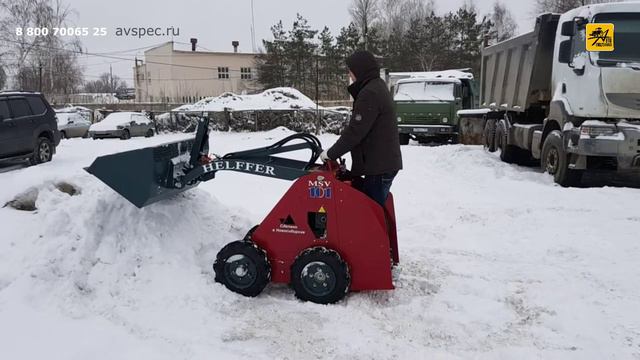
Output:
[178, 118, 323, 187]
[85, 117, 324, 208]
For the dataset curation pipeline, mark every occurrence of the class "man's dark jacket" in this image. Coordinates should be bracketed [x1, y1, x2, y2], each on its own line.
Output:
[327, 75, 403, 176]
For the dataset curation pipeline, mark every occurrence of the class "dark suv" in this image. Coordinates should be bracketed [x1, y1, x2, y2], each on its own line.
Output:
[0, 92, 60, 165]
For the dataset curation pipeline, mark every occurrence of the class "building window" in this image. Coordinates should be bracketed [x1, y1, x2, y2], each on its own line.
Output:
[218, 67, 229, 79]
[241, 67, 252, 80]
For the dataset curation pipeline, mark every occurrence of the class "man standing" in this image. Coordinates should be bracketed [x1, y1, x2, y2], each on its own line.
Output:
[320, 50, 403, 206]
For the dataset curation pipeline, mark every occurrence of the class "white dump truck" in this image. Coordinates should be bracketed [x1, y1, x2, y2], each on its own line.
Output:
[458, 3, 640, 186]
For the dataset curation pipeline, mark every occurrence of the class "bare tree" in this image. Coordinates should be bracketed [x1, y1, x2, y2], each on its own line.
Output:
[534, 0, 614, 14]
[349, 0, 379, 50]
[378, 0, 436, 37]
[83, 72, 127, 93]
[489, 0, 517, 43]
[0, 0, 83, 93]
[0, 64, 6, 89]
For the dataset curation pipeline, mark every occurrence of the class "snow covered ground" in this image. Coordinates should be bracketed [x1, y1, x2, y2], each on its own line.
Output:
[1, 130, 639, 359]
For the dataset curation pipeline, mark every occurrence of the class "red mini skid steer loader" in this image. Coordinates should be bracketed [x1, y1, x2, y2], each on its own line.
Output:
[86, 119, 399, 304]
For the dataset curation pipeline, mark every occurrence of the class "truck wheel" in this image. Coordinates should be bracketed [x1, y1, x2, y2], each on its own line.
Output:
[145, 129, 154, 138]
[541, 130, 583, 187]
[399, 133, 410, 145]
[60, 131, 66, 139]
[483, 119, 496, 152]
[290, 247, 350, 304]
[214, 240, 271, 297]
[495, 120, 518, 163]
[29, 137, 53, 165]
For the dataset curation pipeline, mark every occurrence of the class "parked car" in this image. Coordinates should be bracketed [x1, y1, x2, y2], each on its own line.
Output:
[57, 112, 91, 138]
[89, 112, 155, 140]
[55, 105, 93, 122]
[0, 91, 60, 165]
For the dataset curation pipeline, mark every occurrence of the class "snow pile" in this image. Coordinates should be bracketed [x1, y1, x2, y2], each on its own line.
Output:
[0, 135, 252, 359]
[174, 87, 319, 112]
[324, 106, 351, 116]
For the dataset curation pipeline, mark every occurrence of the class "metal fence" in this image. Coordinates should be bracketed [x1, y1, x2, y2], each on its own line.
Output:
[159, 109, 351, 134]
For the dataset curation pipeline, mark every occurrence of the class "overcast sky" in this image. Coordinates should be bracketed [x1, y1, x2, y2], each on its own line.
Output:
[68, 0, 536, 85]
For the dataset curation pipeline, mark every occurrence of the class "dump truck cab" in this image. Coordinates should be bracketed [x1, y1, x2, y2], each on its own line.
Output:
[549, 3, 640, 174]
[391, 70, 477, 145]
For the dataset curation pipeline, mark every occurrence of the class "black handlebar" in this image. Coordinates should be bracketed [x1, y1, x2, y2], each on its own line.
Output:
[222, 132, 323, 170]
[179, 118, 326, 186]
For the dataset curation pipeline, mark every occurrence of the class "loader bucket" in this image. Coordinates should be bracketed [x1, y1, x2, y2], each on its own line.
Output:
[85, 138, 198, 208]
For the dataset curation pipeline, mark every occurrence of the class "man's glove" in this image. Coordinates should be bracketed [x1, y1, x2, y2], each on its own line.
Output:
[320, 150, 331, 162]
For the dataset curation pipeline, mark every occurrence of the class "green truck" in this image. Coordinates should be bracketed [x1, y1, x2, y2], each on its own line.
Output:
[388, 70, 478, 145]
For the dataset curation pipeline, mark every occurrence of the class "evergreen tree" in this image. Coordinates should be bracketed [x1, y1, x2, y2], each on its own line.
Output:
[336, 23, 362, 58]
[447, 7, 491, 75]
[287, 14, 318, 95]
[318, 27, 347, 100]
[256, 5, 495, 100]
[256, 21, 289, 89]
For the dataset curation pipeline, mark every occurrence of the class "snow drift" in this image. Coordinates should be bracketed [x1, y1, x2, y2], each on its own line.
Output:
[174, 87, 319, 112]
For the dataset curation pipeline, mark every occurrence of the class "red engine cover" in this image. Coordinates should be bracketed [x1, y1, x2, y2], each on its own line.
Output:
[251, 169, 398, 291]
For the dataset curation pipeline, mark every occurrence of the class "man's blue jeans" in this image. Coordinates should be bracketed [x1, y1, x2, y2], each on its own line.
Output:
[355, 171, 398, 206]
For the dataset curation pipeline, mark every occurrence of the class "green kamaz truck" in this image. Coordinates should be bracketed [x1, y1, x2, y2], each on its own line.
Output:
[388, 70, 478, 145]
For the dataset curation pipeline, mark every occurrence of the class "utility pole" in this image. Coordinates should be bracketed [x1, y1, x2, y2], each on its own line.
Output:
[250, 0, 257, 53]
[38, 62, 43, 93]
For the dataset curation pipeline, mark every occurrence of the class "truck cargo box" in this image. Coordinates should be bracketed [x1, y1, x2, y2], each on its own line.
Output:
[480, 13, 560, 113]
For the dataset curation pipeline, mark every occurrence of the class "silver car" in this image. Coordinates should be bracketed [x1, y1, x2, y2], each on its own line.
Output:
[89, 112, 155, 140]
[57, 112, 91, 139]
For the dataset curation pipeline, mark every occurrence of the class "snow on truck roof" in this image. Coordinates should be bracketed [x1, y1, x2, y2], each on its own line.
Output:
[396, 77, 461, 85]
[390, 70, 474, 81]
[174, 87, 318, 112]
[562, 1, 640, 21]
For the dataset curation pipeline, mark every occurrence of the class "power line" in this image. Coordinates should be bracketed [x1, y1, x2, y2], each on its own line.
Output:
[89, 42, 167, 55]
[0, 37, 258, 72]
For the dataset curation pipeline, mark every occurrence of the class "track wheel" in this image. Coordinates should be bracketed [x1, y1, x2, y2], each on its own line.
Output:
[291, 247, 350, 304]
[214, 240, 271, 297]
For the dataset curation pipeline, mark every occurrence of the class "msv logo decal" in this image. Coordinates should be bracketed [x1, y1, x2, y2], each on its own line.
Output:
[308, 175, 332, 199]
